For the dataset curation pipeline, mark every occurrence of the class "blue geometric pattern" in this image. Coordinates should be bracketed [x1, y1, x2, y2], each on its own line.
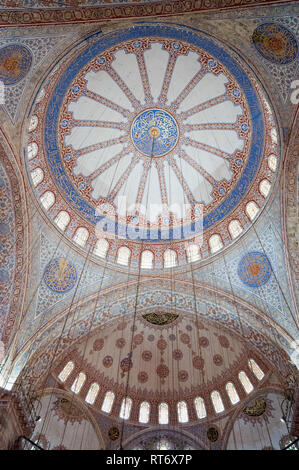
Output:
[0, 44, 32, 85]
[43, 23, 265, 240]
[252, 23, 298, 65]
[131, 109, 178, 156]
[43, 258, 77, 293]
[237, 251, 272, 288]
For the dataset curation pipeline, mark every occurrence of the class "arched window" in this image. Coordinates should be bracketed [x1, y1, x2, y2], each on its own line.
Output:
[28, 142, 38, 160]
[225, 382, 240, 405]
[228, 220, 242, 239]
[246, 201, 259, 221]
[177, 401, 189, 423]
[94, 239, 109, 258]
[164, 249, 177, 268]
[36, 88, 45, 103]
[85, 383, 99, 405]
[209, 234, 223, 254]
[29, 115, 38, 132]
[259, 179, 271, 198]
[139, 401, 150, 424]
[58, 361, 74, 382]
[194, 397, 206, 419]
[119, 397, 132, 420]
[117, 246, 131, 266]
[211, 390, 225, 414]
[248, 359, 264, 381]
[73, 227, 89, 247]
[54, 211, 70, 232]
[141, 250, 154, 269]
[158, 402, 169, 424]
[238, 371, 254, 394]
[71, 372, 86, 394]
[268, 154, 277, 172]
[186, 244, 200, 262]
[31, 168, 44, 187]
[101, 391, 115, 414]
[271, 127, 278, 144]
[40, 191, 55, 211]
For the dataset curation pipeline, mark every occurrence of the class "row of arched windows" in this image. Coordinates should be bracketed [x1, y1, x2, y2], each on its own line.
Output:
[33, 196, 270, 261]
[57, 358, 264, 422]
[31, 186, 270, 262]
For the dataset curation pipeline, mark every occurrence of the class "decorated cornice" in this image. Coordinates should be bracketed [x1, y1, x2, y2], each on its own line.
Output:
[0, 1, 294, 27]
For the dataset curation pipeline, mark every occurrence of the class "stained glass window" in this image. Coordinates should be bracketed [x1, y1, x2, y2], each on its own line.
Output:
[156, 440, 172, 450]
[58, 361, 74, 382]
[226, 382, 240, 405]
[139, 401, 150, 424]
[211, 390, 225, 413]
[248, 359, 264, 381]
[246, 201, 259, 221]
[238, 371, 254, 394]
[141, 250, 154, 269]
[31, 168, 44, 187]
[177, 401, 189, 423]
[186, 244, 200, 262]
[73, 227, 89, 247]
[28, 142, 38, 159]
[54, 211, 70, 232]
[40, 191, 55, 211]
[194, 397, 206, 419]
[94, 239, 109, 258]
[119, 397, 132, 420]
[268, 154, 277, 172]
[71, 372, 86, 394]
[164, 249, 177, 268]
[85, 383, 99, 405]
[101, 391, 115, 414]
[228, 220, 243, 239]
[259, 179, 271, 198]
[209, 234, 223, 254]
[29, 115, 38, 132]
[158, 402, 169, 424]
[117, 246, 131, 266]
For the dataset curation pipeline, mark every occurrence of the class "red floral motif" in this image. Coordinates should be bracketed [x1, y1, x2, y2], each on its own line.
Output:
[157, 338, 167, 350]
[178, 370, 189, 382]
[195, 321, 205, 330]
[93, 338, 104, 351]
[116, 338, 126, 349]
[219, 335, 230, 348]
[198, 336, 209, 347]
[193, 356, 205, 370]
[156, 364, 169, 378]
[138, 371, 148, 384]
[213, 354, 223, 366]
[103, 355, 113, 368]
[142, 350, 152, 362]
[180, 333, 190, 344]
[117, 322, 127, 331]
[173, 349, 183, 360]
[133, 333, 143, 346]
[120, 356, 133, 372]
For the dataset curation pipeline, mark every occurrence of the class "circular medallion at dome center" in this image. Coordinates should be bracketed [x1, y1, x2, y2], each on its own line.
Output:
[131, 109, 179, 157]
